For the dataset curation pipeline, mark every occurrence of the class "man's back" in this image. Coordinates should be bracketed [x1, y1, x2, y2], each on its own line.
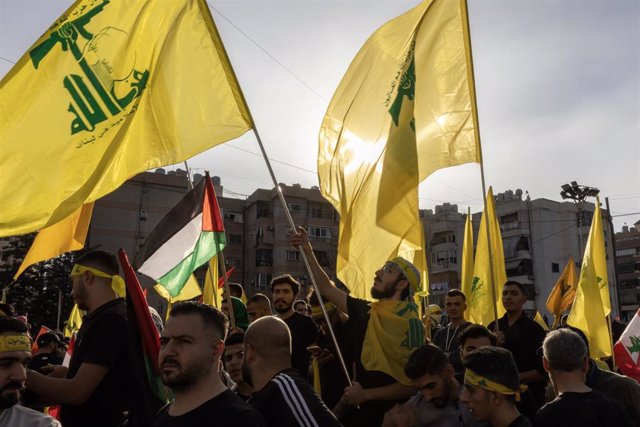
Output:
[587, 361, 640, 426]
[250, 369, 341, 427]
[153, 389, 265, 427]
[533, 390, 630, 427]
[62, 298, 129, 427]
[283, 312, 318, 379]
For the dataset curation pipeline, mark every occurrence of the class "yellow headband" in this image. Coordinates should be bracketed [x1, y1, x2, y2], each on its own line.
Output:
[70, 264, 125, 297]
[0, 335, 31, 353]
[464, 369, 528, 401]
[311, 302, 336, 317]
[388, 257, 420, 291]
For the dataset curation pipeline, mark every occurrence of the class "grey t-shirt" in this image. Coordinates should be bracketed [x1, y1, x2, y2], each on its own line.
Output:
[0, 405, 61, 427]
[405, 392, 484, 427]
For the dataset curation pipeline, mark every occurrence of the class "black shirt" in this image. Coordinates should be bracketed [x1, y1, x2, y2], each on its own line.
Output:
[283, 312, 318, 380]
[249, 369, 341, 427]
[340, 296, 402, 427]
[432, 321, 471, 373]
[488, 314, 546, 411]
[533, 391, 631, 427]
[61, 298, 129, 427]
[507, 415, 532, 427]
[153, 389, 266, 427]
[28, 352, 64, 372]
[315, 318, 352, 410]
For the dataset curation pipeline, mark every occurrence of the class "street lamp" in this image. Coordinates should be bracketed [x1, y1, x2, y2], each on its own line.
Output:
[560, 181, 600, 258]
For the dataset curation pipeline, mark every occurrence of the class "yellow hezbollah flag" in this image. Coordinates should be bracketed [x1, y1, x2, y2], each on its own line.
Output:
[155, 274, 202, 320]
[14, 203, 94, 279]
[460, 207, 474, 299]
[0, 0, 251, 237]
[203, 256, 222, 308]
[318, 0, 479, 299]
[568, 198, 612, 358]
[546, 256, 578, 326]
[361, 300, 424, 385]
[469, 188, 507, 326]
[534, 311, 550, 332]
[63, 304, 85, 338]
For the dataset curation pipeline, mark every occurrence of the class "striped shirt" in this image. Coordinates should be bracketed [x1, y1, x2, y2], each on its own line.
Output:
[249, 369, 342, 427]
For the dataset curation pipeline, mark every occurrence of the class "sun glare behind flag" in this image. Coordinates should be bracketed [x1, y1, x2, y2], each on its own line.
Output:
[135, 173, 226, 298]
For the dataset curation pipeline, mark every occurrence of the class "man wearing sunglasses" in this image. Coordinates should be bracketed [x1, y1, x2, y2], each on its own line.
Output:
[26, 250, 129, 427]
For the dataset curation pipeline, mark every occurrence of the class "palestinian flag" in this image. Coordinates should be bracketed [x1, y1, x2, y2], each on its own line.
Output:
[614, 308, 640, 382]
[118, 249, 171, 426]
[135, 173, 226, 297]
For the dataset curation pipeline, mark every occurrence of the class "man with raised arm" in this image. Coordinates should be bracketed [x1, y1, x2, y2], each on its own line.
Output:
[289, 227, 423, 426]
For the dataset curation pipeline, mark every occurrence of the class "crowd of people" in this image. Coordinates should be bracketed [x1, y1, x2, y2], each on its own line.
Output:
[1, 229, 639, 427]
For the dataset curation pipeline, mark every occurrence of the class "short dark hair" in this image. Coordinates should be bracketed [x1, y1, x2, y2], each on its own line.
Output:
[503, 281, 527, 298]
[308, 290, 328, 307]
[0, 304, 16, 317]
[229, 283, 244, 298]
[404, 344, 449, 380]
[0, 317, 29, 335]
[446, 289, 466, 302]
[225, 331, 245, 347]
[458, 324, 497, 347]
[463, 346, 520, 401]
[270, 274, 300, 296]
[170, 301, 229, 341]
[76, 250, 119, 276]
[247, 293, 270, 305]
[294, 300, 307, 309]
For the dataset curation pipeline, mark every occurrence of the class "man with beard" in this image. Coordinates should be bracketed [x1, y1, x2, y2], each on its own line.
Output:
[382, 344, 477, 427]
[153, 302, 265, 426]
[270, 275, 318, 379]
[289, 227, 422, 427]
[488, 282, 546, 414]
[0, 316, 60, 426]
[433, 290, 472, 373]
[224, 332, 252, 400]
[27, 250, 129, 427]
[243, 316, 341, 427]
[460, 347, 531, 427]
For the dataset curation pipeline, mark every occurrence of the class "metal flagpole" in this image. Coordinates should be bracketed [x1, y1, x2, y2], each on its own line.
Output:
[57, 288, 63, 330]
[461, 0, 500, 330]
[199, 2, 351, 385]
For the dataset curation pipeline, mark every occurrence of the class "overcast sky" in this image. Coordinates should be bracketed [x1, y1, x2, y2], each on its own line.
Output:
[1, 0, 638, 230]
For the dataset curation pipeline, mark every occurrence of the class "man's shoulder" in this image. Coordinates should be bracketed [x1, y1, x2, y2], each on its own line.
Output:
[0, 405, 61, 427]
[346, 295, 370, 317]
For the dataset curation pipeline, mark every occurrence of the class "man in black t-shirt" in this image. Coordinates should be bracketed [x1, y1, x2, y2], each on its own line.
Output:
[26, 251, 130, 427]
[270, 275, 318, 379]
[244, 316, 341, 427]
[460, 347, 532, 427]
[154, 302, 265, 427]
[289, 228, 421, 427]
[534, 329, 630, 427]
[488, 281, 546, 413]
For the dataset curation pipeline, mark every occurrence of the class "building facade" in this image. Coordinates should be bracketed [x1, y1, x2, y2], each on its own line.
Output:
[615, 221, 640, 321]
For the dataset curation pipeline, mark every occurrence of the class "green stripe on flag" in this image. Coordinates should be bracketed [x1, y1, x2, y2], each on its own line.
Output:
[157, 231, 226, 297]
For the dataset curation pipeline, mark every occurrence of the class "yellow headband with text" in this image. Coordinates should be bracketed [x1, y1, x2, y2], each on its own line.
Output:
[464, 369, 528, 401]
[0, 335, 31, 353]
[70, 264, 125, 297]
[311, 302, 336, 317]
[388, 257, 420, 291]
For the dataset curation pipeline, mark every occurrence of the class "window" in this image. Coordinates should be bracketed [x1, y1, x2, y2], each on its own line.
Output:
[286, 250, 301, 261]
[551, 263, 559, 273]
[616, 248, 637, 257]
[313, 250, 331, 267]
[307, 206, 323, 218]
[256, 249, 273, 267]
[500, 212, 518, 224]
[308, 226, 331, 239]
[431, 249, 457, 266]
[287, 203, 302, 214]
[255, 273, 272, 290]
[618, 262, 636, 274]
[431, 231, 455, 245]
[229, 234, 242, 244]
[257, 201, 270, 218]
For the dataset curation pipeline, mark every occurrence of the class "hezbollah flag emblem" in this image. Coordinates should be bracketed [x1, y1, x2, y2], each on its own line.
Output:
[135, 173, 226, 298]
